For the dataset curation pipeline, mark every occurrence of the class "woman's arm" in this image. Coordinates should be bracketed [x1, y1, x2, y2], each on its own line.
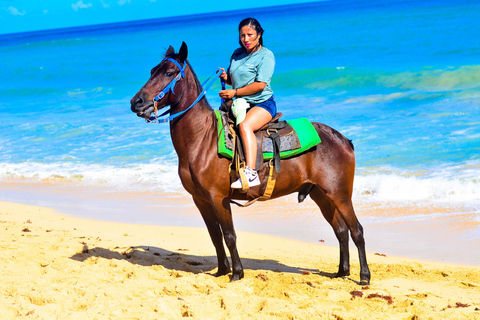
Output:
[219, 81, 266, 100]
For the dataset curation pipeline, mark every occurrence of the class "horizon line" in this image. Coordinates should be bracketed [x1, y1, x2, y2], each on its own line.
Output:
[0, 1, 328, 38]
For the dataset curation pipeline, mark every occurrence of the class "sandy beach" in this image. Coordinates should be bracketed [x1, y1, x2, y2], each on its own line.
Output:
[1, 200, 479, 319]
[2, 1, 480, 319]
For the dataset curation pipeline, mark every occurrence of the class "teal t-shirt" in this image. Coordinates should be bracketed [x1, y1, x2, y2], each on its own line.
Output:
[227, 47, 275, 104]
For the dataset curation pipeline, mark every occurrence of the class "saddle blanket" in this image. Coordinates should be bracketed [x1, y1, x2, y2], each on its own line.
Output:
[214, 110, 321, 160]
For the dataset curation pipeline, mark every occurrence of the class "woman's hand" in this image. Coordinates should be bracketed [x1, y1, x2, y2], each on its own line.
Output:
[218, 68, 235, 98]
[219, 89, 236, 100]
[219, 68, 228, 81]
[219, 68, 232, 86]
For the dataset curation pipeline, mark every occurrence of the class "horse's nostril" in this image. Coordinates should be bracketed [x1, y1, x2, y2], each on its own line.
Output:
[131, 94, 148, 113]
[135, 97, 144, 106]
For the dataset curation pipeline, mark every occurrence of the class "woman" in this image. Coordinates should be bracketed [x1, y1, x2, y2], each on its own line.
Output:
[219, 17, 276, 189]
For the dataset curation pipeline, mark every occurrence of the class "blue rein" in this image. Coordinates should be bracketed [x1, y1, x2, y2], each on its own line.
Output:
[147, 57, 222, 124]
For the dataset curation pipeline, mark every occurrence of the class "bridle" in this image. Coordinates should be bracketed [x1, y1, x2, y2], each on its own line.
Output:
[147, 57, 223, 124]
[152, 58, 186, 102]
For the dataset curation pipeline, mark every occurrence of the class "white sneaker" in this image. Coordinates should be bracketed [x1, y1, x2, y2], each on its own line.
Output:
[231, 166, 261, 189]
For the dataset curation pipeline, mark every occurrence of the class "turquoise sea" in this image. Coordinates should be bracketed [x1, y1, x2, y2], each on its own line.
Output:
[1, 0, 480, 255]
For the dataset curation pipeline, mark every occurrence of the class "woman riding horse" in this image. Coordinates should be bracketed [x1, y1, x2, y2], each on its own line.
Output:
[219, 18, 277, 188]
[130, 40, 371, 285]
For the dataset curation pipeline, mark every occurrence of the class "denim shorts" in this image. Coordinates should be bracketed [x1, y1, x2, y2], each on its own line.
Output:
[249, 95, 277, 118]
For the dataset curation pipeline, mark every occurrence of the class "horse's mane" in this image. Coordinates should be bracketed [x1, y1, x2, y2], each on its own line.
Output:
[186, 58, 213, 111]
[185, 61, 203, 94]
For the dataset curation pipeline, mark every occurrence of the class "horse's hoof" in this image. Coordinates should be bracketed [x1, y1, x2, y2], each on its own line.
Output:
[229, 271, 245, 282]
[215, 268, 231, 277]
[335, 271, 350, 278]
[360, 279, 370, 286]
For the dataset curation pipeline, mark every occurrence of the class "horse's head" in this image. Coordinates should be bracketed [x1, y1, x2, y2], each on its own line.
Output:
[130, 42, 189, 119]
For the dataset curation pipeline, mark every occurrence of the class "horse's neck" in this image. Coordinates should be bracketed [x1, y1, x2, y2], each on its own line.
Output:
[169, 87, 216, 159]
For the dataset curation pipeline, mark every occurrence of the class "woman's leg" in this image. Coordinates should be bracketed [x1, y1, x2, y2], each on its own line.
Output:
[238, 107, 273, 169]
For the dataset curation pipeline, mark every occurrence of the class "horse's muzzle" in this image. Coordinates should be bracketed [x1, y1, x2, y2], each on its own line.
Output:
[130, 94, 154, 119]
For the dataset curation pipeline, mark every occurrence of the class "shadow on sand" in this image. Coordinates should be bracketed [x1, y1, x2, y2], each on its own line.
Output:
[70, 244, 338, 280]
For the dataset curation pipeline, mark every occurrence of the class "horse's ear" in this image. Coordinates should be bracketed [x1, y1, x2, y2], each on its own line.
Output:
[166, 45, 175, 57]
[179, 41, 188, 63]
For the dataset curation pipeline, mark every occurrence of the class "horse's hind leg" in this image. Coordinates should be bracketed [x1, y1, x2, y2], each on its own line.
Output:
[193, 196, 231, 277]
[310, 187, 351, 278]
[324, 191, 371, 285]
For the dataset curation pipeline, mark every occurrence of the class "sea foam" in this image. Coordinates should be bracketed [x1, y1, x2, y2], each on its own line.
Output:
[354, 162, 480, 204]
[2, 160, 479, 205]
[0, 160, 182, 193]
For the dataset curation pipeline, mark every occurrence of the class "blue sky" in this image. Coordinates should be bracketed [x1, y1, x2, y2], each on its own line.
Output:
[0, 0, 320, 35]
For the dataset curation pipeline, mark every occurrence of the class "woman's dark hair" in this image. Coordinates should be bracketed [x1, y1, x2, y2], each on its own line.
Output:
[238, 18, 264, 49]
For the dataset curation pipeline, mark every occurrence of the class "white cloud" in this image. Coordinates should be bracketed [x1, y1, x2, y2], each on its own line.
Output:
[117, 0, 131, 6]
[8, 7, 26, 16]
[71, 1, 93, 11]
[101, 0, 111, 8]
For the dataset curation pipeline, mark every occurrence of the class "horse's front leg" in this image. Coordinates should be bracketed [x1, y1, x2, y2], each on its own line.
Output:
[193, 196, 231, 277]
[212, 196, 244, 281]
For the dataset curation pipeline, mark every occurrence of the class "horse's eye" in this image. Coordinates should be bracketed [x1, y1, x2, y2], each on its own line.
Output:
[166, 72, 174, 77]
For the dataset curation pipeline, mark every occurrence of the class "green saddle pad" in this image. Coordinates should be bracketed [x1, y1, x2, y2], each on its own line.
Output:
[214, 110, 321, 160]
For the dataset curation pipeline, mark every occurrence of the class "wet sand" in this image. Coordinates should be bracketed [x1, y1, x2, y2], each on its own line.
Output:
[2, 181, 479, 266]
[1, 200, 480, 319]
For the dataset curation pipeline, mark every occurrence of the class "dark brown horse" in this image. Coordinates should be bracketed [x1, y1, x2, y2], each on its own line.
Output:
[130, 42, 370, 285]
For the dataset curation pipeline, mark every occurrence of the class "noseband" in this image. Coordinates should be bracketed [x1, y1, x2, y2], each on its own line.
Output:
[147, 58, 222, 124]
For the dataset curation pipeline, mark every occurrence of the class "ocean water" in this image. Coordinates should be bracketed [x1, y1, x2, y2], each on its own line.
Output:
[1, 0, 480, 211]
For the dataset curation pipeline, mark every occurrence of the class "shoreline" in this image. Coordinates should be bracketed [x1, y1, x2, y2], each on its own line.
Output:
[1, 181, 479, 267]
[1, 200, 479, 319]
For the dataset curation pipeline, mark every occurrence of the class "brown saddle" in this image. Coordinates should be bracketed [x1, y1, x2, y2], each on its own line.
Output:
[220, 99, 301, 172]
